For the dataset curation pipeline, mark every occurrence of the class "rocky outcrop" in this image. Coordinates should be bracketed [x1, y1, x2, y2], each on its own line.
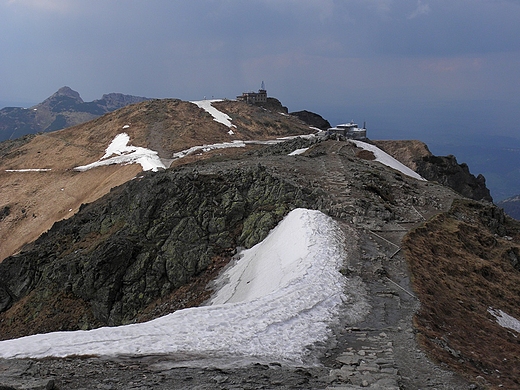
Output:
[374, 140, 492, 202]
[0, 87, 151, 141]
[256, 97, 288, 113]
[290, 110, 331, 130]
[94, 92, 152, 112]
[415, 154, 492, 202]
[0, 165, 318, 337]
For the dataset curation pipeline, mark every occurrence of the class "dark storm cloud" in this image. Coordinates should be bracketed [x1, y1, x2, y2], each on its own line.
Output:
[0, 0, 519, 139]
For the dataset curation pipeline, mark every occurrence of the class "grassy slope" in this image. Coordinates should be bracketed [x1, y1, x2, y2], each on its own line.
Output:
[404, 199, 520, 389]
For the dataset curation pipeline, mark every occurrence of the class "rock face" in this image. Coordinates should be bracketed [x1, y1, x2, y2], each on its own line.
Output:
[0, 86, 151, 141]
[0, 164, 317, 336]
[374, 140, 493, 202]
[290, 110, 331, 130]
[415, 154, 492, 202]
[256, 97, 289, 113]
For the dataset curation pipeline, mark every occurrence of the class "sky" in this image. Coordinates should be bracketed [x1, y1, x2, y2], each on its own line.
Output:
[1, 0, 520, 197]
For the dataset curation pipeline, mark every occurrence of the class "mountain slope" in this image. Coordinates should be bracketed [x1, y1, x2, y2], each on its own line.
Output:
[374, 140, 493, 202]
[0, 98, 315, 261]
[404, 199, 520, 389]
[497, 194, 520, 220]
[0, 86, 151, 141]
[1, 96, 516, 389]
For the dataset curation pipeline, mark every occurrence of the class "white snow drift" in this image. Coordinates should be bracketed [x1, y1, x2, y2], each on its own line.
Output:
[0, 208, 369, 363]
[191, 99, 236, 129]
[5, 169, 51, 172]
[488, 307, 520, 334]
[74, 133, 166, 172]
[350, 140, 426, 181]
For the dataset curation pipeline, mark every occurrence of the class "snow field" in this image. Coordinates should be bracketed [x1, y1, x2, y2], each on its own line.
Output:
[488, 307, 520, 334]
[0, 209, 370, 363]
[5, 169, 51, 172]
[288, 147, 309, 156]
[74, 133, 166, 172]
[350, 140, 426, 181]
[172, 140, 246, 159]
[191, 99, 236, 129]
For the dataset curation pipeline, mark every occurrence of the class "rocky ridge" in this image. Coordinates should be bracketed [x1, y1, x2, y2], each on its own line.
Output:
[0, 135, 507, 389]
[374, 140, 492, 202]
[0, 98, 517, 389]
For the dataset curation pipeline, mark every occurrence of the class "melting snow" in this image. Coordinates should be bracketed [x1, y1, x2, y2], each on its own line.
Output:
[171, 134, 319, 160]
[191, 99, 236, 129]
[350, 140, 426, 181]
[488, 308, 520, 333]
[172, 140, 246, 159]
[74, 133, 166, 172]
[288, 148, 309, 156]
[0, 208, 369, 363]
[5, 169, 51, 172]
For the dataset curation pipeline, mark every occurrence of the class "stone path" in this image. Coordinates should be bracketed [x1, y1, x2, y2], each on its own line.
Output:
[0, 139, 475, 389]
[313, 141, 470, 389]
[327, 328, 399, 389]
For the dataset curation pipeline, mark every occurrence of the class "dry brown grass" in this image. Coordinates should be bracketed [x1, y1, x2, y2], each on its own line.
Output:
[403, 200, 520, 389]
[0, 99, 313, 262]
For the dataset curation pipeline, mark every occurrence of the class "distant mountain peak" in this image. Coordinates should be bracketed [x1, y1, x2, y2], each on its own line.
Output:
[0, 88, 151, 141]
[44, 86, 84, 104]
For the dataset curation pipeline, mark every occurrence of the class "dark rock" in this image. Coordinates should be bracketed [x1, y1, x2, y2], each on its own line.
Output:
[290, 110, 331, 130]
[0, 165, 317, 333]
[256, 97, 288, 113]
[415, 154, 493, 202]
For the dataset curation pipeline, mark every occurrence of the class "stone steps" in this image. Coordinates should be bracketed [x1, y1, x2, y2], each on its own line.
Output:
[326, 330, 400, 389]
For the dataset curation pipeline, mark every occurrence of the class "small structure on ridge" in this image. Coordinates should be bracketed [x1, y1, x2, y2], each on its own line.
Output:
[237, 81, 268, 104]
[327, 121, 367, 140]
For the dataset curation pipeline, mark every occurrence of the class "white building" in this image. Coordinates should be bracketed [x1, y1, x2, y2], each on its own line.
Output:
[327, 121, 367, 140]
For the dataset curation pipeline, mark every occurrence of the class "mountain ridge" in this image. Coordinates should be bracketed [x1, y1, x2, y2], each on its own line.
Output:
[497, 194, 520, 220]
[0, 96, 517, 389]
[0, 86, 151, 141]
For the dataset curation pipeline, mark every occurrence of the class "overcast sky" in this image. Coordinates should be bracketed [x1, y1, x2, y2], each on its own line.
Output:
[1, 0, 519, 143]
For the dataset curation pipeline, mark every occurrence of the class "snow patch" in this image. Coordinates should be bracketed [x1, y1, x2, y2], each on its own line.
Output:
[288, 148, 309, 156]
[350, 140, 426, 181]
[488, 308, 520, 333]
[0, 209, 369, 363]
[171, 134, 319, 161]
[191, 99, 236, 129]
[74, 133, 166, 172]
[122, 124, 130, 129]
[172, 141, 246, 159]
[5, 169, 51, 172]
